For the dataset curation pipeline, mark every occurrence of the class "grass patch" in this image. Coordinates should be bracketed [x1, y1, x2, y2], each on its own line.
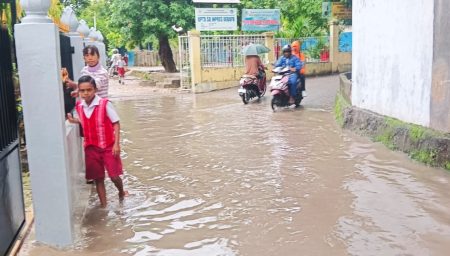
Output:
[445, 162, 450, 171]
[334, 93, 351, 126]
[411, 149, 437, 166]
[132, 70, 152, 80]
[409, 125, 426, 142]
[374, 131, 396, 149]
[341, 101, 450, 169]
[372, 117, 399, 149]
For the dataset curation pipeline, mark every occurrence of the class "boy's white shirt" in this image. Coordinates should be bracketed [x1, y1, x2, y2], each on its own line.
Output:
[111, 53, 122, 65]
[73, 95, 120, 123]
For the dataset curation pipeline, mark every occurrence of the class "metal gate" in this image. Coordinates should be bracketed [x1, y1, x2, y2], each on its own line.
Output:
[0, 2, 26, 254]
[59, 33, 74, 80]
[178, 35, 191, 89]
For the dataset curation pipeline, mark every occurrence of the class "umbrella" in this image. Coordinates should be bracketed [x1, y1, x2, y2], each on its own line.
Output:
[242, 43, 270, 56]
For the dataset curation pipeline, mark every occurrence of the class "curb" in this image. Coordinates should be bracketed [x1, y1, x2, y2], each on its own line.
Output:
[8, 208, 34, 256]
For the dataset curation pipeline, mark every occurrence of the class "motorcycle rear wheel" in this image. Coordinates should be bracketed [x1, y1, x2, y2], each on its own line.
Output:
[241, 93, 249, 104]
[259, 84, 266, 98]
[271, 97, 277, 111]
[259, 77, 267, 97]
[295, 97, 302, 108]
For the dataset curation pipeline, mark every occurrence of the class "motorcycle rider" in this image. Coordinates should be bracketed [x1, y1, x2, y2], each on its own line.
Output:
[244, 55, 264, 95]
[275, 45, 303, 104]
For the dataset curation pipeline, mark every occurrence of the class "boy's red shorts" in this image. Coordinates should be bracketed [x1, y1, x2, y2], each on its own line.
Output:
[117, 67, 125, 77]
[85, 145, 123, 180]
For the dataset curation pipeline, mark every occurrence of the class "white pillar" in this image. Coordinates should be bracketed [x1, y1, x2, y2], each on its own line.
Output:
[62, 7, 84, 81]
[15, 0, 74, 247]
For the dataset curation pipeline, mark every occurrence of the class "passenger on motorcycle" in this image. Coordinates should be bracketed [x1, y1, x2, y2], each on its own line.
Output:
[292, 41, 307, 97]
[244, 55, 265, 93]
[275, 45, 304, 104]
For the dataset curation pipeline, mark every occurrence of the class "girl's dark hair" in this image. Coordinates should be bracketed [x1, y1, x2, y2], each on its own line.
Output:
[78, 75, 97, 89]
[83, 45, 100, 57]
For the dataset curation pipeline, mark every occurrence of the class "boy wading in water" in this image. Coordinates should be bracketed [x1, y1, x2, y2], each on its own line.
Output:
[68, 75, 127, 207]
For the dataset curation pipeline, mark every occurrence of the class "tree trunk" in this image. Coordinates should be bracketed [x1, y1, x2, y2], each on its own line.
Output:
[158, 35, 177, 73]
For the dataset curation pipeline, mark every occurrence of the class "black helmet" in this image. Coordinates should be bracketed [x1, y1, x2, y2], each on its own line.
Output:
[282, 45, 292, 53]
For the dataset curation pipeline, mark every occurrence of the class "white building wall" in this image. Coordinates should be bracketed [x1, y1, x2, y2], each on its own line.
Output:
[352, 0, 434, 126]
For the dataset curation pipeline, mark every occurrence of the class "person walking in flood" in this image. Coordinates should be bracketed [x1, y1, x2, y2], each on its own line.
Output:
[117, 56, 126, 85]
[67, 75, 127, 208]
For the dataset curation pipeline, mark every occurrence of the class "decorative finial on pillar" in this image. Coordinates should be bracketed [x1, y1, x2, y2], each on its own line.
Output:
[97, 30, 104, 42]
[20, 0, 52, 23]
[61, 6, 79, 35]
[76, 19, 90, 38]
[88, 27, 99, 42]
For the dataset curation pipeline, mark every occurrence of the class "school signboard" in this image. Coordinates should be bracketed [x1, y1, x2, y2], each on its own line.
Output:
[242, 9, 281, 31]
[332, 2, 351, 20]
[195, 8, 238, 31]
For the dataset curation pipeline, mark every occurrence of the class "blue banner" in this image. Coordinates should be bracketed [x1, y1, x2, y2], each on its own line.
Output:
[242, 9, 280, 31]
[339, 32, 352, 52]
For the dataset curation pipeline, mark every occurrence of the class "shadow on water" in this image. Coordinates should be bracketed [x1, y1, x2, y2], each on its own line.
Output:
[20, 76, 450, 256]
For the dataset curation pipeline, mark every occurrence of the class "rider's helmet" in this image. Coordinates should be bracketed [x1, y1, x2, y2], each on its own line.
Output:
[282, 44, 292, 53]
[112, 49, 118, 54]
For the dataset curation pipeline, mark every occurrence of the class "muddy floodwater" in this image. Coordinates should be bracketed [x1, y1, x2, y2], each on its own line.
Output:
[20, 76, 450, 256]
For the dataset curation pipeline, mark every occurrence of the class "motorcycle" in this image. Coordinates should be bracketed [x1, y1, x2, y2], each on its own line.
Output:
[269, 66, 303, 111]
[238, 68, 266, 104]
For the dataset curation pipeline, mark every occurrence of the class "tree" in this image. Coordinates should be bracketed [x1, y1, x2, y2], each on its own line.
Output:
[110, 0, 195, 72]
[279, 0, 328, 37]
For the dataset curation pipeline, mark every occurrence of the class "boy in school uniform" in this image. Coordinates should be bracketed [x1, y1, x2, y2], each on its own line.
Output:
[67, 75, 126, 208]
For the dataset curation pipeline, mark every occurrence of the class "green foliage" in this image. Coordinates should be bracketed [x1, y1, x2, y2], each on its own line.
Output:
[1, 1, 21, 33]
[48, 0, 63, 19]
[409, 125, 426, 143]
[277, 0, 328, 37]
[305, 37, 328, 60]
[385, 117, 405, 128]
[109, 0, 195, 49]
[374, 131, 396, 150]
[65, 0, 122, 50]
[445, 162, 450, 171]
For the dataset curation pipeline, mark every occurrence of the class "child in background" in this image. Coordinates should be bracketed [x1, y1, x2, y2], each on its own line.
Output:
[117, 57, 126, 85]
[67, 75, 127, 208]
[66, 45, 109, 98]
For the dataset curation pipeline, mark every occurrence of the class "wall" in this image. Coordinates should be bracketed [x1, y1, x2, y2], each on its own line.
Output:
[352, 0, 434, 127]
[65, 122, 89, 228]
[134, 50, 180, 67]
[430, 0, 450, 132]
[195, 62, 337, 93]
[195, 62, 341, 93]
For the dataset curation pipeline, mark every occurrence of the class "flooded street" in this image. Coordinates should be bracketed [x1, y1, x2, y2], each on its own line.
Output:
[21, 76, 450, 256]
